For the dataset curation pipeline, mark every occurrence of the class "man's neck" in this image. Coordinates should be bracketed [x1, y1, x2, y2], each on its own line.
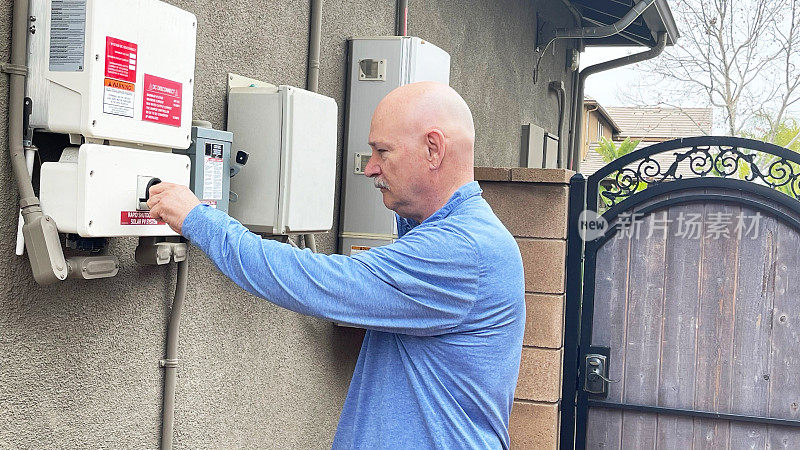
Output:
[413, 178, 474, 223]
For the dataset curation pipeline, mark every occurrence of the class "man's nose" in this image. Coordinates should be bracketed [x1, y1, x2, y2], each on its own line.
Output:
[364, 156, 381, 177]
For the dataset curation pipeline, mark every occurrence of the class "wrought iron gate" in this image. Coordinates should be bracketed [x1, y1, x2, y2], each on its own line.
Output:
[561, 136, 800, 448]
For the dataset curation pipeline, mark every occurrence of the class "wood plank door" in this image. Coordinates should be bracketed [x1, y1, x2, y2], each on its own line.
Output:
[581, 198, 800, 449]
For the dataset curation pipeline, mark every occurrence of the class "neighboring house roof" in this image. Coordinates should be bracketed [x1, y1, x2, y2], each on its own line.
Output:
[581, 140, 702, 178]
[606, 106, 713, 141]
[584, 96, 622, 134]
[580, 104, 714, 176]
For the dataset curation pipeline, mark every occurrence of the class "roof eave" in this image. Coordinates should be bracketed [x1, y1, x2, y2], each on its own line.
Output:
[643, 0, 680, 45]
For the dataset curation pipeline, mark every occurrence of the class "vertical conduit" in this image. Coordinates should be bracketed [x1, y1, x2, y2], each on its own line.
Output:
[160, 253, 188, 450]
[303, 0, 323, 253]
[397, 0, 408, 36]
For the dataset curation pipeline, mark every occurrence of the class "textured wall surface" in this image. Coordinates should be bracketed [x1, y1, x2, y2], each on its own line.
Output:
[0, 1, 577, 448]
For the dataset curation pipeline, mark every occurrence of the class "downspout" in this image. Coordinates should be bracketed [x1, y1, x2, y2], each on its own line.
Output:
[570, 32, 667, 171]
[303, 0, 323, 253]
[6, 0, 68, 284]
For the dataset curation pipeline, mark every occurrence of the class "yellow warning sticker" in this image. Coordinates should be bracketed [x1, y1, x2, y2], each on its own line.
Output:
[103, 77, 135, 118]
[350, 245, 371, 255]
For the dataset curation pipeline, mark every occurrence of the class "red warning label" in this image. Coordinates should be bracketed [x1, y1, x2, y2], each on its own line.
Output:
[120, 211, 165, 226]
[105, 37, 137, 83]
[142, 74, 182, 127]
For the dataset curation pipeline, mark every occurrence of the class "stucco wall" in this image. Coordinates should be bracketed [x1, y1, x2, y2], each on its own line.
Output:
[0, 1, 578, 448]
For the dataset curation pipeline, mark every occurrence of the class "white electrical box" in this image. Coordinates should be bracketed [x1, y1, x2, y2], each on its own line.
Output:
[40, 144, 190, 237]
[339, 37, 450, 255]
[227, 85, 338, 234]
[26, 0, 197, 150]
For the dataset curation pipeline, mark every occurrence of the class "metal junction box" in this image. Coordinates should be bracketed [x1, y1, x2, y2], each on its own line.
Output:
[173, 127, 233, 213]
[26, 0, 197, 150]
[339, 37, 450, 255]
[40, 144, 190, 237]
[227, 85, 338, 235]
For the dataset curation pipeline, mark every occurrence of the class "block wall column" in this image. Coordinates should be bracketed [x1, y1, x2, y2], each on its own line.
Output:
[475, 167, 574, 449]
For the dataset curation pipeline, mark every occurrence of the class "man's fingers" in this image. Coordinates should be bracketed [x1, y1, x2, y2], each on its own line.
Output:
[148, 181, 176, 197]
[149, 203, 163, 220]
[146, 191, 167, 209]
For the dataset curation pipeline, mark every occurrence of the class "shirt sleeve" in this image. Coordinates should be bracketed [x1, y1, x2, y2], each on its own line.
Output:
[182, 205, 480, 336]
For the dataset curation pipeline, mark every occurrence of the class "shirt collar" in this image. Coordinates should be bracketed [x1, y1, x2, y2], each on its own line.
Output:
[423, 181, 482, 224]
[396, 181, 483, 236]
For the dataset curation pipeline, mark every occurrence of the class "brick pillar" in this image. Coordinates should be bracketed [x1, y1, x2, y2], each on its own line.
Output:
[475, 167, 573, 449]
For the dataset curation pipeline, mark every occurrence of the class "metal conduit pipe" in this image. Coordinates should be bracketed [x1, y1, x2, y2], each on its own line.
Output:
[396, 0, 408, 36]
[569, 32, 667, 172]
[303, 0, 323, 253]
[160, 250, 189, 450]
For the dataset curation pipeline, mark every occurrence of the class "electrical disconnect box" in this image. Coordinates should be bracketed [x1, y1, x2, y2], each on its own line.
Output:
[40, 144, 190, 237]
[26, 0, 197, 240]
[227, 85, 338, 235]
[173, 127, 234, 213]
[27, 0, 197, 149]
[340, 37, 450, 255]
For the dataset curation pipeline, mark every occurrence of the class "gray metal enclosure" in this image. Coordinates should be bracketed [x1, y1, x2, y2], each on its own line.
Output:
[562, 137, 800, 449]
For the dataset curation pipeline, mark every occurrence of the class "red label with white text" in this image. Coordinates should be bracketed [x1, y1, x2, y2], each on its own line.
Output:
[142, 74, 182, 127]
[105, 37, 138, 83]
[121, 211, 165, 226]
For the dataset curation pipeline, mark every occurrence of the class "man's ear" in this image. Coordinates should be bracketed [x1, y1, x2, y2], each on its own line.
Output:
[426, 129, 446, 170]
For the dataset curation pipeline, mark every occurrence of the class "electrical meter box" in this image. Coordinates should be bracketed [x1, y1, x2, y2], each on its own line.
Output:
[340, 37, 450, 255]
[173, 127, 233, 213]
[26, 0, 197, 150]
[227, 85, 338, 234]
[40, 144, 190, 237]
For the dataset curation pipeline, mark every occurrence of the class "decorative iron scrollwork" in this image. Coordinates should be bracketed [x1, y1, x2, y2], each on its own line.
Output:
[599, 143, 800, 207]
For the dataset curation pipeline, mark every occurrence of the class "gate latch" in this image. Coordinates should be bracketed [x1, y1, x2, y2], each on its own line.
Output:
[584, 353, 618, 397]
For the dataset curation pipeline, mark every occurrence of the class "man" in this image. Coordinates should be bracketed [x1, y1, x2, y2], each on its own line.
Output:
[148, 81, 525, 449]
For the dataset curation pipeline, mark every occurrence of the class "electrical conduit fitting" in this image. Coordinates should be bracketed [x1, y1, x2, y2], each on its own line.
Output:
[9, 0, 68, 284]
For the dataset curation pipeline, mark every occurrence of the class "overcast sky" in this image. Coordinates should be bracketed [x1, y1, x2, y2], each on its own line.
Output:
[581, 46, 660, 108]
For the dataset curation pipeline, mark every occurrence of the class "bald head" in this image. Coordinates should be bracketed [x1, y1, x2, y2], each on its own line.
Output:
[365, 82, 476, 222]
[373, 81, 475, 163]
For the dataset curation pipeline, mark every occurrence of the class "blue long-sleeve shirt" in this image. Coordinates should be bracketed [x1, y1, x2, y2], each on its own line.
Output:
[182, 181, 525, 449]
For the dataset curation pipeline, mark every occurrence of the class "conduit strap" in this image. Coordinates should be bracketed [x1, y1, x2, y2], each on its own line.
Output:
[1, 62, 27, 76]
[160, 358, 180, 368]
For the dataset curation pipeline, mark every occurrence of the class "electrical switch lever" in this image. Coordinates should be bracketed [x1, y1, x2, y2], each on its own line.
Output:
[138, 177, 162, 210]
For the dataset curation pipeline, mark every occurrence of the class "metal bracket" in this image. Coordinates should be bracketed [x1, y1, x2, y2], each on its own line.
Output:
[160, 358, 180, 368]
[1, 62, 28, 76]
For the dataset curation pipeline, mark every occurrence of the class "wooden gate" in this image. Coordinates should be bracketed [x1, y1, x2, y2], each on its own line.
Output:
[561, 137, 800, 448]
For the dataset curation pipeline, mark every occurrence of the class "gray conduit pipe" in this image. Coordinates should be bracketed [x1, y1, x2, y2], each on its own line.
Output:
[303, 0, 322, 253]
[7, 0, 68, 284]
[160, 251, 189, 450]
[570, 32, 667, 172]
[7, 0, 34, 202]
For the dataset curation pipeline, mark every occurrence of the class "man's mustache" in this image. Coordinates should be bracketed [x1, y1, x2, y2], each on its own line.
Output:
[374, 178, 390, 190]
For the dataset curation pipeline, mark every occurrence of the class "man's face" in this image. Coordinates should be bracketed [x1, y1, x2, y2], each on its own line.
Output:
[365, 110, 428, 218]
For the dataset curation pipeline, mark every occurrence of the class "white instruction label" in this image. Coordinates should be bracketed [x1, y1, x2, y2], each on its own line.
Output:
[49, 0, 86, 71]
[102, 78, 135, 117]
[202, 142, 225, 200]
